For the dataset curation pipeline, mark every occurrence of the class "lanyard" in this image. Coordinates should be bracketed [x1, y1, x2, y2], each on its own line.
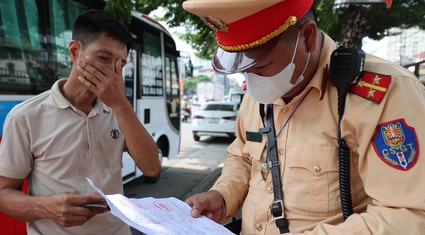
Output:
[260, 88, 312, 233]
[265, 103, 289, 233]
[267, 88, 312, 155]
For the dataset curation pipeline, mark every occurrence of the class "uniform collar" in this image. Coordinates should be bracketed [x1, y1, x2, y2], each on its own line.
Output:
[272, 32, 337, 107]
[309, 32, 337, 101]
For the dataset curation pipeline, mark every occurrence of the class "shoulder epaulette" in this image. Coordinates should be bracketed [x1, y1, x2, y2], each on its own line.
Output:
[349, 71, 392, 104]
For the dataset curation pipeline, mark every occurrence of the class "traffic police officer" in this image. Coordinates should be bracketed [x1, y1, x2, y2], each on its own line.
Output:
[183, 0, 425, 234]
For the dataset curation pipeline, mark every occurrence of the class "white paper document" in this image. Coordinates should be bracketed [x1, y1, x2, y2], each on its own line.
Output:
[86, 178, 234, 235]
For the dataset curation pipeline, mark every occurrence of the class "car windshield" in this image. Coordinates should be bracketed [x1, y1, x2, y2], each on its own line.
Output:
[201, 104, 235, 111]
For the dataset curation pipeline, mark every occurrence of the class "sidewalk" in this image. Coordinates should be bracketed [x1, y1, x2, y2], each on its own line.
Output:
[184, 166, 222, 199]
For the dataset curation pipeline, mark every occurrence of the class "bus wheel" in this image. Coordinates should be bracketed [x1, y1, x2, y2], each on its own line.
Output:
[144, 149, 163, 184]
[193, 134, 200, 141]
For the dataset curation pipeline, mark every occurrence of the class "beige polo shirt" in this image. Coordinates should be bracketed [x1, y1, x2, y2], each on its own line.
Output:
[212, 33, 425, 234]
[0, 79, 131, 235]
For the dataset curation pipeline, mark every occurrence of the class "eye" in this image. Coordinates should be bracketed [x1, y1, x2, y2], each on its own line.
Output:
[256, 63, 268, 70]
[97, 56, 110, 62]
[253, 61, 272, 74]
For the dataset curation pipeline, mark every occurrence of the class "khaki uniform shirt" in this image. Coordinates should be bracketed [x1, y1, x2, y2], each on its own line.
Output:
[211, 33, 425, 234]
[0, 79, 131, 235]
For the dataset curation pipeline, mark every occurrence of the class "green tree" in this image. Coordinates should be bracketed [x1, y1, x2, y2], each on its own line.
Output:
[316, 0, 425, 48]
[106, 0, 425, 56]
[183, 75, 211, 95]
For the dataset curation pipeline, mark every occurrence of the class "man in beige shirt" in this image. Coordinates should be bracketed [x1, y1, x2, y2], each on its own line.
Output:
[183, 0, 425, 234]
[0, 10, 160, 235]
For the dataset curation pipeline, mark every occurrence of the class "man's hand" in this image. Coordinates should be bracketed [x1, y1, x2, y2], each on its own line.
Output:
[185, 190, 226, 222]
[40, 192, 108, 227]
[76, 57, 126, 109]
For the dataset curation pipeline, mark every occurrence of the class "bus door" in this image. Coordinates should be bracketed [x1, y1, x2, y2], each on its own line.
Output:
[121, 49, 138, 181]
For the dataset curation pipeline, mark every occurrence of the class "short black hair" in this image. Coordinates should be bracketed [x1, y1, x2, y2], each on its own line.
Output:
[72, 9, 133, 53]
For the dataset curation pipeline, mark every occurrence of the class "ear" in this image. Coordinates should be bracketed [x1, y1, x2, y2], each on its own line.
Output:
[68, 40, 81, 62]
[300, 20, 318, 53]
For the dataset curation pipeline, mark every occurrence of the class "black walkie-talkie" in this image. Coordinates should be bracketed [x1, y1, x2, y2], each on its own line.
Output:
[329, 47, 365, 221]
[330, 47, 365, 95]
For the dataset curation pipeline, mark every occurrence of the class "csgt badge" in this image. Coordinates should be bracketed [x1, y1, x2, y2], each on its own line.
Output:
[372, 118, 419, 171]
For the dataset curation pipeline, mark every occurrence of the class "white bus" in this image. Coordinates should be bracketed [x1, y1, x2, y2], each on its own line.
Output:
[0, 0, 182, 185]
[121, 12, 182, 183]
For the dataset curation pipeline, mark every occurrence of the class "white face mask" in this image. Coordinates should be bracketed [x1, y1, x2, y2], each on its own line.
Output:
[243, 32, 311, 104]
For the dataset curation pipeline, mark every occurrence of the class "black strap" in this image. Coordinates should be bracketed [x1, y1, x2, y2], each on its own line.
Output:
[259, 103, 266, 127]
[265, 104, 289, 234]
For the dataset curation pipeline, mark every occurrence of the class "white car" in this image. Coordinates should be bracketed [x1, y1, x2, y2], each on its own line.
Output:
[191, 101, 239, 141]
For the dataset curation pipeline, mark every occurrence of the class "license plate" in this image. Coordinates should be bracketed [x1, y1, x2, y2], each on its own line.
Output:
[208, 118, 219, 124]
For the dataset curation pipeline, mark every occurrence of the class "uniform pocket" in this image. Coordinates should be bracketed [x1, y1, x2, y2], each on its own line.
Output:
[284, 145, 342, 216]
[246, 140, 266, 192]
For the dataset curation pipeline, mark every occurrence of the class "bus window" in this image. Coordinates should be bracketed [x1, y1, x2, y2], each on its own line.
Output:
[0, 0, 89, 95]
[141, 30, 163, 96]
[0, 0, 41, 95]
[124, 50, 137, 107]
[165, 55, 180, 131]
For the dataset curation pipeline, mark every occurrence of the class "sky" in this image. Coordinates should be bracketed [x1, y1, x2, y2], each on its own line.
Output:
[150, 8, 245, 85]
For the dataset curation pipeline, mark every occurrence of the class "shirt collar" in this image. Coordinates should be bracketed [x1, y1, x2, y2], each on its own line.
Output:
[50, 79, 111, 113]
[308, 32, 337, 101]
[272, 32, 337, 106]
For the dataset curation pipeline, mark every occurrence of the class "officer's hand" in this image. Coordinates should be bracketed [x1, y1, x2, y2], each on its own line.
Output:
[185, 190, 225, 222]
[76, 56, 126, 109]
[42, 192, 108, 227]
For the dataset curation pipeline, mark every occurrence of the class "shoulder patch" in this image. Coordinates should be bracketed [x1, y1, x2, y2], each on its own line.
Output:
[372, 118, 419, 171]
[350, 71, 391, 104]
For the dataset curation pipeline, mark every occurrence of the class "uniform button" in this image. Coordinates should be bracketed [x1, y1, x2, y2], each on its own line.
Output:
[267, 187, 273, 194]
[282, 107, 289, 114]
[256, 223, 263, 231]
[278, 148, 284, 155]
[313, 164, 321, 173]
